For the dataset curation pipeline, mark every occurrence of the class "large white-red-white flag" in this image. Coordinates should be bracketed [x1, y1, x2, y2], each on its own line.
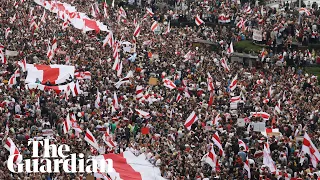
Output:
[25, 64, 75, 85]
[93, 151, 165, 180]
[300, 133, 320, 168]
[184, 111, 198, 130]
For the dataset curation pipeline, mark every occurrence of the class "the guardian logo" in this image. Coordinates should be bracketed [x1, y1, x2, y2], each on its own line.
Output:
[7, 139, 113, 173]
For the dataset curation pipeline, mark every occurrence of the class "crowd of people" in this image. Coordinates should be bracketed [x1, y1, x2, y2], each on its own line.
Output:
[1, 0, 320, 179]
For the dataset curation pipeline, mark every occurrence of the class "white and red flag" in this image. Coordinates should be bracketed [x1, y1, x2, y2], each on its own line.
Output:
[163, 79, 176, 90]
[300, 133, 320, 168]
[133, 24, 141, 37]
[263, 144, 277, 172]
[195, 14, 204, 26]
[208, 92, 214, 107]
[205, 144, 219, 169]
[246, 6, 252, 14]
[74, 71, 91, 80]
[227, 42, 234, 54]
[112, 92, 119, 113]
[41, 9, 46, 23]
[71, 81, 82, 96]
[93, 151, 164, 180]
[103, 0, 109, 18]
[5, 27, 12, 39]
[261, 128, 280, 137]
[51, 36, 58, 53]
[184, 111, 198, 130]
[176, 93, 182, 102]
[164, 21, 170, 35]
[25, 64, 75, 84]
[218, 14, 231, 23]
[136, 85, 144, 100]
[238, 139, 249, 151]
[14, 69, 20, 77]
[267, 85, 272, 98]
[116, 61, 123, 77]
[244, 158, 251, 178]
[63, 114, 72, 134]
[19, 57, 27, 72]
[8, 74, 17, 85]
[229, 74, 238, 91]
[299, 8, 311, 16]
[135, 109, 151, 119]
[207, 72, 214, 92]
[274, 99, 281, 114]
[118, 7, 127, 18]
[115, 71, 133, 89]
[91, 4, 97, 18]
[95, 89, 101, 109]
[102, 131, 116, 148]
[70, 115, 83, 133]
[103, 32, 114, 48]
[230, 96, 241, 103]
[251, 112, 270, 120]
[212, 132, 225, 156]
[4, 137, 23, 164]
[84, 129, 100, 151]
[183, 50, 195, 62]
[14, 0, 19, 8]
[151, 21, 158, 32]
[213, 114, 221, 127]
[236, 18, 246, 29]
[146, 7, 154, 17]
[220, 58, 230, 71]
[10, 13, 16, 24]
[30, 17, 39, 31]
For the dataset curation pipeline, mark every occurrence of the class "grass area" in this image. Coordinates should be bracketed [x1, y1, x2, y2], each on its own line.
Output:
[234, 40, 262, 53]
[305, 66, 320, 76]
[305, 66, 320, 84]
